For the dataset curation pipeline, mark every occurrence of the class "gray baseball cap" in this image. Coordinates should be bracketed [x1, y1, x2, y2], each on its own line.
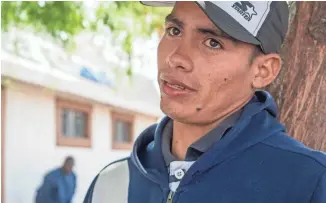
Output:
[141, 1, 289, 54]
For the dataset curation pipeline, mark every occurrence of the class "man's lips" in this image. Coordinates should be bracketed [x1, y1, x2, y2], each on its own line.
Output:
[160, 77, 196, 96]
[160, 77, 196, 91]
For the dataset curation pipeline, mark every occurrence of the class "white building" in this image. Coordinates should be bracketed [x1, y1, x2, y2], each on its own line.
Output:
[1, 30, 163, 203]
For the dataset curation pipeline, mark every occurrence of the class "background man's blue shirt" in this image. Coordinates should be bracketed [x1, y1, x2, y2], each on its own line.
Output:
[35, 168, 76, 203]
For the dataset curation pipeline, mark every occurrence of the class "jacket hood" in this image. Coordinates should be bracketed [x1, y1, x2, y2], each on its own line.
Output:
[130, 90, 286, 187]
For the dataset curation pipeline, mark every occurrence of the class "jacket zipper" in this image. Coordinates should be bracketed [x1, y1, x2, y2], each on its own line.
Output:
[166, 190, 174, 203]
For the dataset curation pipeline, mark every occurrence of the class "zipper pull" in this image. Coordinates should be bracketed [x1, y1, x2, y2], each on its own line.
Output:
[166, 190, 174, 203]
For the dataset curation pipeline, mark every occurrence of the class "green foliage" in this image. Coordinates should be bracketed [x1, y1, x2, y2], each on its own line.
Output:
[1, 1, 171, 66]
[95, 2, 170, 54]
[1, 1, 85, 49]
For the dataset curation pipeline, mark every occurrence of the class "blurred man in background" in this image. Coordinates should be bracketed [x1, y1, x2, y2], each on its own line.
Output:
[35, 156, 76, 203]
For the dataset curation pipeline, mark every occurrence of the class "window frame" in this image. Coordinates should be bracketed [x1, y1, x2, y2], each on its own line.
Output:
[111, 111, 135, 150]
[56, 97, 92, 148]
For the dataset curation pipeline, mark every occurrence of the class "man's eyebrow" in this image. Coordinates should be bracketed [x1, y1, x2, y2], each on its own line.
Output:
[165, 13, 237, 44]
[197, 27, 237, 43]
[165, 14, 184, 29]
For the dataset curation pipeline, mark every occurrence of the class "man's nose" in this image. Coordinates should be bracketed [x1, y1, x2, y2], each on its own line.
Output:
[166, 42, 193, 72]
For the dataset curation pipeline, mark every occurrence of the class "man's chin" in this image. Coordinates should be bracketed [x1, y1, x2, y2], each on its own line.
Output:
[160, 102, 219, 126]
[160, 102, 194, 122]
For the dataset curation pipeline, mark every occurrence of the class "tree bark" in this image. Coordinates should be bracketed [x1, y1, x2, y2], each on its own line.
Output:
[267, 2, 326, 151]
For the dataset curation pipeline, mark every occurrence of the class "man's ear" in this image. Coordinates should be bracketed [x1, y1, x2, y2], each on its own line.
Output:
[252, 53, 282, 89]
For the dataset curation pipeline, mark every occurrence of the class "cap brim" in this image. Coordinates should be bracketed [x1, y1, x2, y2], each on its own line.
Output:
[141, 1, 261, 47]
[140, 1, 175, 7]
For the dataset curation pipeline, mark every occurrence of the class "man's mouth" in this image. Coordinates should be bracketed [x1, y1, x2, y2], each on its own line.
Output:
[165, 81, 186, 90]
[161, 78, 195, 97]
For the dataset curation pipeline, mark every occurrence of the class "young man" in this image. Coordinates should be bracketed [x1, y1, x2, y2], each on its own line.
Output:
[84, 1, 326, 203]
[35, 156, 77, 203]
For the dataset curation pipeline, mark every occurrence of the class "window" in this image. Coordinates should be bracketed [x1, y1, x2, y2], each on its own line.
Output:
[112, 112, 134, 150]
[56, 98, 92, 148]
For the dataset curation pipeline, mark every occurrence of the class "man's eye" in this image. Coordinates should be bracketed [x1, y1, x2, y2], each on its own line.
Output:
[204, 39, 221, 49]
[167, 27, 181, 36]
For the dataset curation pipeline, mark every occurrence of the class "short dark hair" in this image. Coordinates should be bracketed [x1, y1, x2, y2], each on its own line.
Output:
[64, 156, 74, 164]
[225, 35, 263, 64]
[250, 46, 263, 64]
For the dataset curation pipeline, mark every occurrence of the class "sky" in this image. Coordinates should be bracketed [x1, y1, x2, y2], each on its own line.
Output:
[131, 35, 160, 80]
[82, 1, 161, 80]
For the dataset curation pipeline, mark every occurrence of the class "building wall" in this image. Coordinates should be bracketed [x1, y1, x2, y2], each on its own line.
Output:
[3, 82, 157, 203]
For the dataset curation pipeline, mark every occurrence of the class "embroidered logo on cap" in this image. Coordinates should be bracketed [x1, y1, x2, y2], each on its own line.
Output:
[231, 1, 257, 21]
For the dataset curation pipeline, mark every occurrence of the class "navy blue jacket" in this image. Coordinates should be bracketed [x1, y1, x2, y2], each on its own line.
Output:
[84, 91, 326, 203]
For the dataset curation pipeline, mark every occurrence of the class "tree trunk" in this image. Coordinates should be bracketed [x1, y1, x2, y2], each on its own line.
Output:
[267, 2, 326, 151]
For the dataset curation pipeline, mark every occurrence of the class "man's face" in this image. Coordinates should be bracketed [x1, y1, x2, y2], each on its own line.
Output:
[157, 2, 257, 125]
[63, 159, 74, 174]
